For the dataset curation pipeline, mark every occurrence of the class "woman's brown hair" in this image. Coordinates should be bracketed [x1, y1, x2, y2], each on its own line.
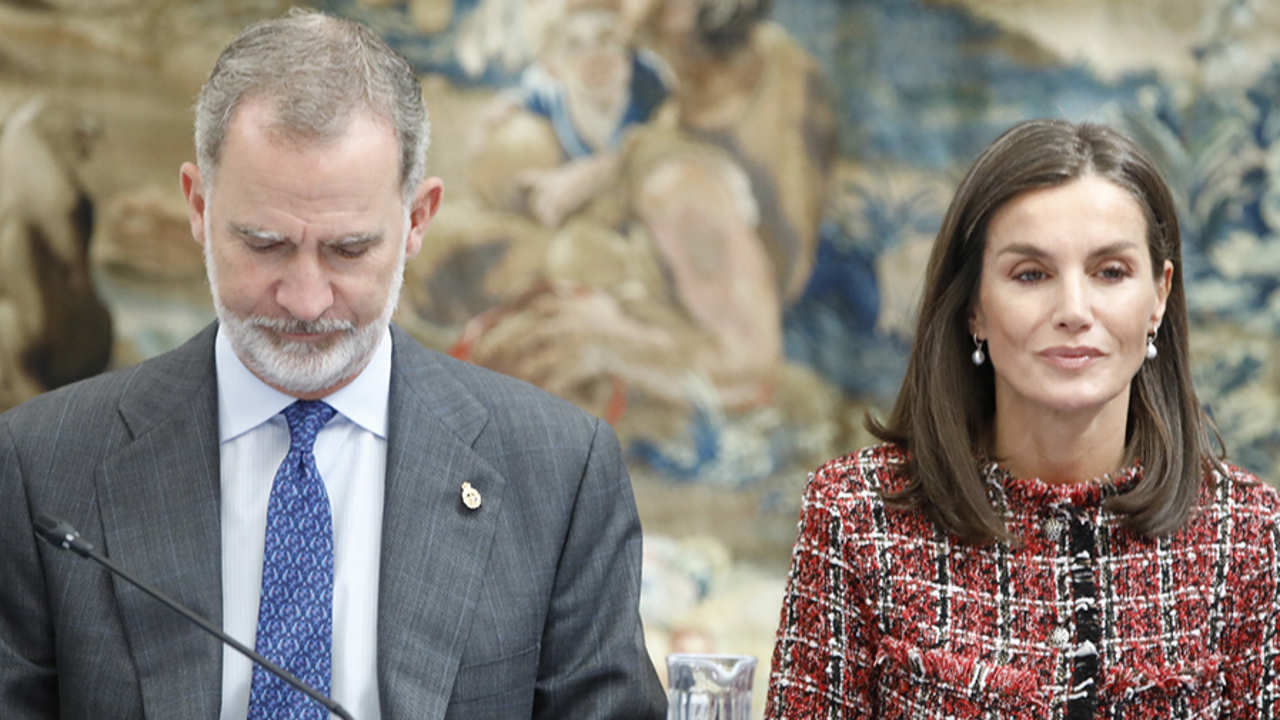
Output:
[869, 118, 1224, 544]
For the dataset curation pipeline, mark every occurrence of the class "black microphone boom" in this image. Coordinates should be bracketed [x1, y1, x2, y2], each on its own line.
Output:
[33, 513, 355, 720]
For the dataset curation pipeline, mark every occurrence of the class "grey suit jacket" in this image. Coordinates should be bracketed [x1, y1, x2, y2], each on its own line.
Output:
[0, 324, 666, 719]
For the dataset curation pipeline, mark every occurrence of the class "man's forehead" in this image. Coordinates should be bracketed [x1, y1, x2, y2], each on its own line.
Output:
[227, 95, 394, 154]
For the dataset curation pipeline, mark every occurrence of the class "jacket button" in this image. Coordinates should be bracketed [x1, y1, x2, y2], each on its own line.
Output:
[1049, 626, 1070, 647]
[1043, 517, 1065, 542]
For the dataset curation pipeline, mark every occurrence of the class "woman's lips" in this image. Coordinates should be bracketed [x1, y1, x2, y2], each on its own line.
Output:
[1039, 346, 1104, 370]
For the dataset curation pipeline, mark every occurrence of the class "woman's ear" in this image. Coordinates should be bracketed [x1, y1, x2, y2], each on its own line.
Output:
[969, 304, 986, 339]
[1152, 259, 1173, 329]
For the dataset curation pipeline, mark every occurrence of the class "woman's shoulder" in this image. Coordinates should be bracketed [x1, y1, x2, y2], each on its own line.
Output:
[806, 442, 913, 504]
[1197, 463, 1280, 622]
[1204, 461, 1280, 525]
[795, 444, 922, 566]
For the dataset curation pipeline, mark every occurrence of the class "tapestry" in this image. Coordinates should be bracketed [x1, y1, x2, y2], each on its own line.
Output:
[2, 1, 1277, 714]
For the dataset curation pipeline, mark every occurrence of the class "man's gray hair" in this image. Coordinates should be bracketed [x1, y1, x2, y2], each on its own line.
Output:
[194, 8, 430, 200]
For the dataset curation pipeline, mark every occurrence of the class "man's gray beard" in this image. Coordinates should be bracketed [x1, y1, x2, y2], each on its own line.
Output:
[203, 230, 404, 396]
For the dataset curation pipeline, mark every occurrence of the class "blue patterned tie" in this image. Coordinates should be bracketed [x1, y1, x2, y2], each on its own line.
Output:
[248, 400, 337, 719]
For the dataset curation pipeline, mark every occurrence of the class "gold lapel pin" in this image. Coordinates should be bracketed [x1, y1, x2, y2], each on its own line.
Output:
[461, 481, 482, 510]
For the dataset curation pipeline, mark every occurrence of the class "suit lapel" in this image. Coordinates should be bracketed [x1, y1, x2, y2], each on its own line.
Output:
[97, 326, 224, 719]
[377, 328, 505, 719]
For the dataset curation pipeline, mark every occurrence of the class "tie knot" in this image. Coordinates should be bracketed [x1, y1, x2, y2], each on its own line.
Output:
[282, 400, 336, 452]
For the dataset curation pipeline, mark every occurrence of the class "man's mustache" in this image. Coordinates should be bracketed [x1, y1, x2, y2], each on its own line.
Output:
[249, 316, 356, 334]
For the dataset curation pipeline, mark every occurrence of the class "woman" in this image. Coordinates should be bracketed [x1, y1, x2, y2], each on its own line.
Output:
[764, 119, 1280, 718]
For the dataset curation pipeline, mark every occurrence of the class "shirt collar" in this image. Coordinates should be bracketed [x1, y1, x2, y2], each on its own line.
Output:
[215, 325, 392, 442]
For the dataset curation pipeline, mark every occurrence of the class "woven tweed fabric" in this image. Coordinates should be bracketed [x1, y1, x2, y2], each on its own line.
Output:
[765, 443, 1280, 719]
[248, 400, 337, 720]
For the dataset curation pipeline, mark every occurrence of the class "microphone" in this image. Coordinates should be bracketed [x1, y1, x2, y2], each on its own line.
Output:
[33, 513, 355, 720]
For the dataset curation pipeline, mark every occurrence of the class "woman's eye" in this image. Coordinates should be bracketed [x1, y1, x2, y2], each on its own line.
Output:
[1098, 265, 1130, 280]
[1013, 268, 1045, 283]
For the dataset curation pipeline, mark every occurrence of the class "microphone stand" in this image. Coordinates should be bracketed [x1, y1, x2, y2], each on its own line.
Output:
[33, 513, 355, 720]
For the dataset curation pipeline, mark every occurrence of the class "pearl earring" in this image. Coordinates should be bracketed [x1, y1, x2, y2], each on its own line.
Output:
[971, 334, 986, 366]
[1146, 329, 1158, 360]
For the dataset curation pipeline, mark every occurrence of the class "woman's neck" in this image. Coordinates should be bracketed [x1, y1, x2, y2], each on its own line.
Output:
[991, 394, 1131, 485]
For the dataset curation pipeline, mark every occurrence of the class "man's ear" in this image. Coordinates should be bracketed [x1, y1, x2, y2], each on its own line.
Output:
[405, 176, 444, 260]
[180, 162, 208, 247]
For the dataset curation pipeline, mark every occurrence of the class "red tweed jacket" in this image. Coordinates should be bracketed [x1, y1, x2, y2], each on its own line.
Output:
[765, 443, 1280, 719]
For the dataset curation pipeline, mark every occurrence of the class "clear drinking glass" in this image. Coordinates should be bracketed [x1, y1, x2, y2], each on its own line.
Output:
[666, 653, 757, 720]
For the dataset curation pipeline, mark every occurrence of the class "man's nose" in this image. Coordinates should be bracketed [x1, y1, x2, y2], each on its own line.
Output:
[275, 254, 334, 322]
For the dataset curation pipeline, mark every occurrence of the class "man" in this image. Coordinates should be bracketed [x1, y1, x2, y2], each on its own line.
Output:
[0, 9, 665, 719]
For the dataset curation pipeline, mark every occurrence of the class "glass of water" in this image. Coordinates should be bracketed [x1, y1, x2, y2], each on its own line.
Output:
[666, 653, 757, 720]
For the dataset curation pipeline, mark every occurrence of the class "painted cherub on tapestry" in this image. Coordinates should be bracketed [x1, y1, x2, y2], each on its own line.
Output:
[402, 0, 837, 442]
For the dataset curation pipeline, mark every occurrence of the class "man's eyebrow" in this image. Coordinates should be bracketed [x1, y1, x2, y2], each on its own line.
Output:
[229, 222, 286, 243]
[226, 224, 383, 246]
[326, 232, 382, 246]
